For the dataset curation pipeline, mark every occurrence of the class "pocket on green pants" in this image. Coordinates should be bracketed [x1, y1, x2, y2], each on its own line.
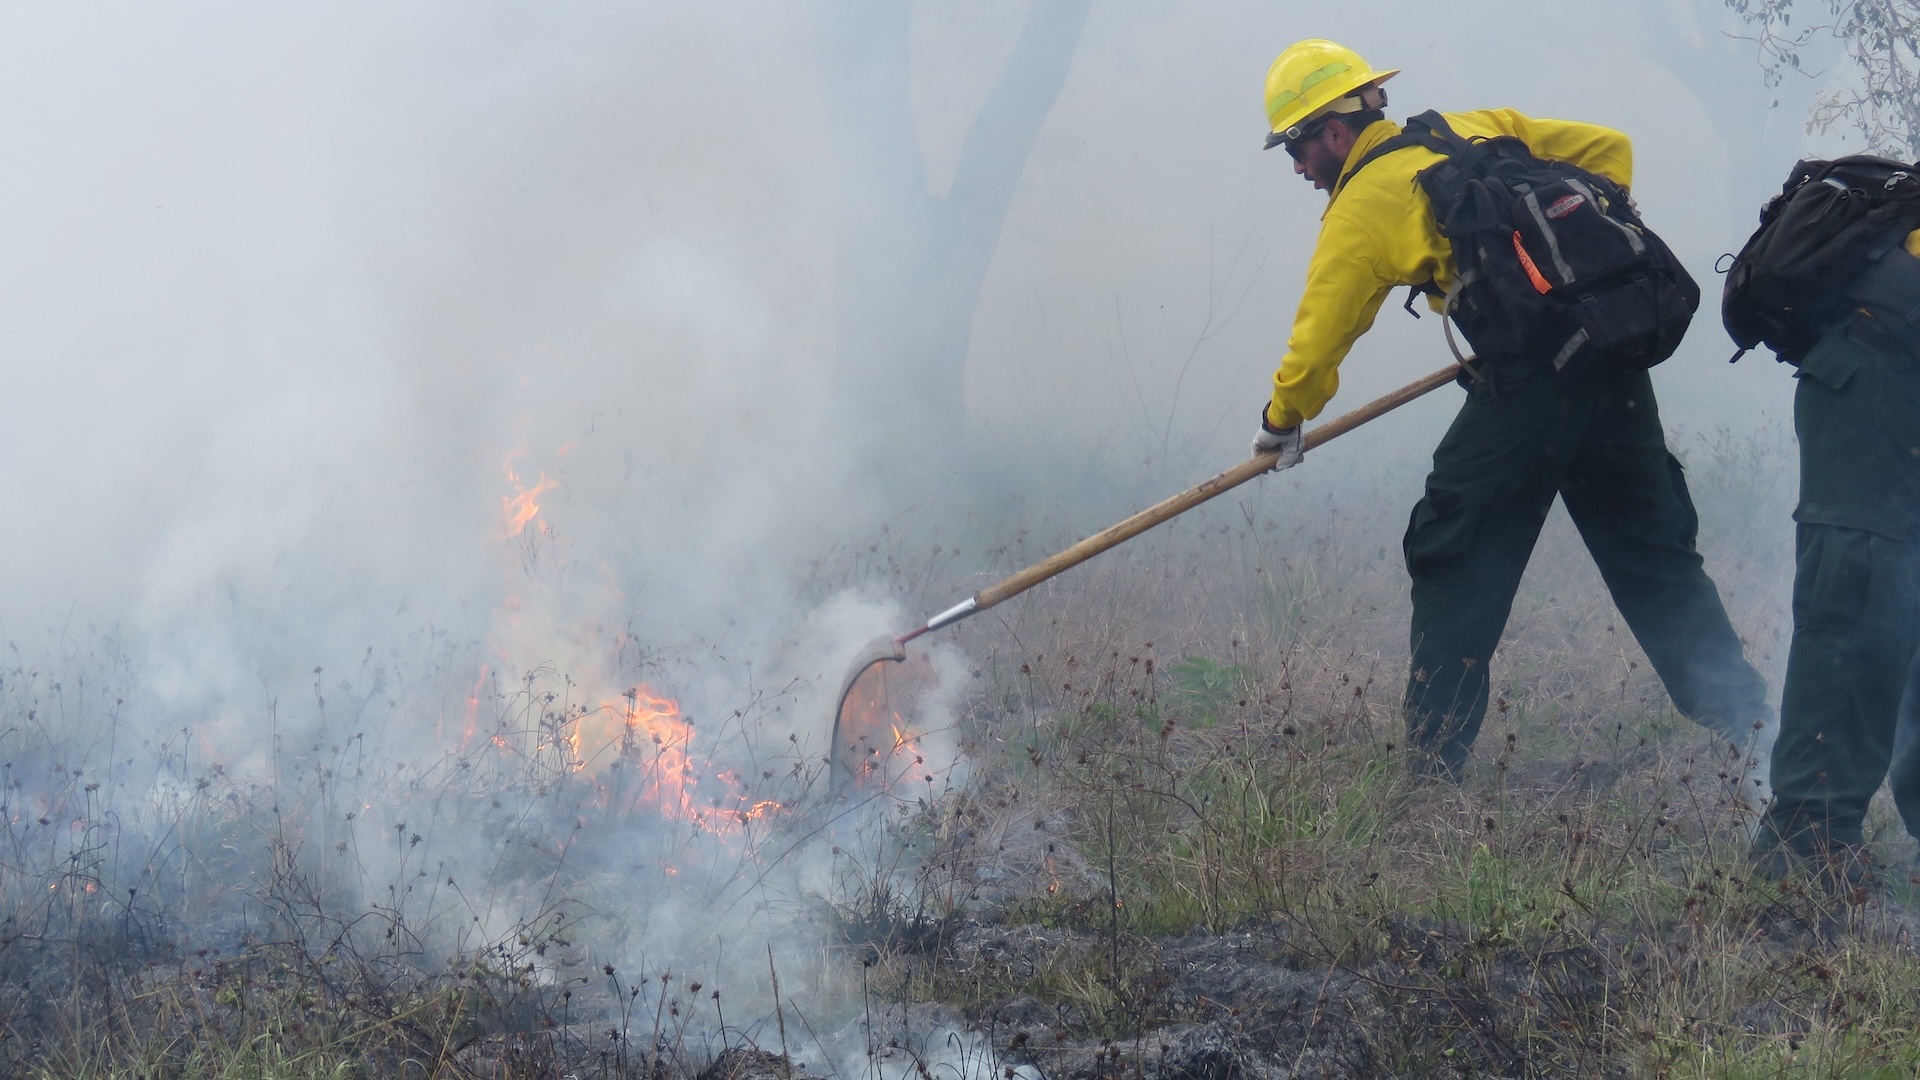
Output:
[1791, 526, 1876, 629]
[1797, 325, 1869, 390]
[1404, 488, 1479, 576]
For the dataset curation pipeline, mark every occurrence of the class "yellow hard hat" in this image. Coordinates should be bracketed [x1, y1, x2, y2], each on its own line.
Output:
[1263, 39, 1398, 149]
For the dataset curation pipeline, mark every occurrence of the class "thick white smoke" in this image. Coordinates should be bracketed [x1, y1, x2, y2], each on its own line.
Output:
[0, 0, 1829, 1045]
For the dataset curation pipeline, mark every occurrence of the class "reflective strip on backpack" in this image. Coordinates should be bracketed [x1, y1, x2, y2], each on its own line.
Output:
[1568, 177, 1647, 259]
[1521, 189, 1579, 285]
[1550, 328, 1590, 371]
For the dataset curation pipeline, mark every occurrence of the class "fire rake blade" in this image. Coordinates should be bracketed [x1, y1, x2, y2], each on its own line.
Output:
[828, 632, 914, 794]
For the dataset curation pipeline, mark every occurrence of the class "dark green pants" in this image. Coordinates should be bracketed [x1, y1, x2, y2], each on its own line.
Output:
[1402, 360, 1770, 774]
[1767, 313, 1920, 847]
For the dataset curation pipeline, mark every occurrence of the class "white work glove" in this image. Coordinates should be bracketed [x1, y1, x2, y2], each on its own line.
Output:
[1251, 410, 1304, 471]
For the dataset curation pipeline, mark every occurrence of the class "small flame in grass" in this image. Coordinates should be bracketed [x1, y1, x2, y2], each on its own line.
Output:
[451, 666, 491, 746]
[502, 453, 558, 538]
[474, 442, 784, 841]
[838, 653, 938, 791]
[561, 685, 783, 834]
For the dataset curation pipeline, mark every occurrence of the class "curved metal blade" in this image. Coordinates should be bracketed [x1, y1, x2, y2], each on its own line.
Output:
[828, 634, 909, 794]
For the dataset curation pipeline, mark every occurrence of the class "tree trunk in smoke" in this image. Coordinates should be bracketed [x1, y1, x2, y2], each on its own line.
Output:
[816, 1, 1093, 490]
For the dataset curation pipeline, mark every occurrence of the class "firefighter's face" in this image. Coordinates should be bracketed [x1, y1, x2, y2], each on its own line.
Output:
[1288, 117, 1354, 193]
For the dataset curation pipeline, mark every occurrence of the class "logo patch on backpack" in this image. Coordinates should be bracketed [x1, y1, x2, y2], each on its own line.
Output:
[1545, 194, 1587, 219]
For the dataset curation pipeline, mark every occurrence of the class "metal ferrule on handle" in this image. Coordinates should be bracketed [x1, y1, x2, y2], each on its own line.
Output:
[922, 598, 979, 633]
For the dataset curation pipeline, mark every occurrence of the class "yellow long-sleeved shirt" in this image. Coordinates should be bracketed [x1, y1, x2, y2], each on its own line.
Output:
[1265, 109, 1634, 429]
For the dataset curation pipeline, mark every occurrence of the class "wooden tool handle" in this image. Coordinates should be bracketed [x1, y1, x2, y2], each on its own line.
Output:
[969, 363, 1461, 613]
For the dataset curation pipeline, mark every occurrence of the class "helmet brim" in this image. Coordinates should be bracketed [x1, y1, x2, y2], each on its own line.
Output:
[1262, 71, 1397, 151]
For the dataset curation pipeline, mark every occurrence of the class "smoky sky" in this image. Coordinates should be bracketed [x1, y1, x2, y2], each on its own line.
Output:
[0, 1, 1849, 733]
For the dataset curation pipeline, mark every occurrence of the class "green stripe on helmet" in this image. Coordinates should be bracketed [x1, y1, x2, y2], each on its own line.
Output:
[1266, 61, 1353, 124]
[1298, 61, 1351, 93]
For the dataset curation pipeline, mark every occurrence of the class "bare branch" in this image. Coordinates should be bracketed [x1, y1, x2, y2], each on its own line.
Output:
[1724, 0, 1920, 156]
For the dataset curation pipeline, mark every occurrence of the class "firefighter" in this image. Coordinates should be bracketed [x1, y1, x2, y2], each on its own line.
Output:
[1252, 39, 1774, 792]
[1759, 221, 1920, 884]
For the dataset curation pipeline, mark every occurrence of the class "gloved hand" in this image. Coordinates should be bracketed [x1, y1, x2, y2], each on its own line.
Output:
[1251, 410, 1304, 471]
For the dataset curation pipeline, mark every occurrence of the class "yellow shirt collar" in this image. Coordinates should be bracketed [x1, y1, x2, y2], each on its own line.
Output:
[1325, 118, 1404, 215]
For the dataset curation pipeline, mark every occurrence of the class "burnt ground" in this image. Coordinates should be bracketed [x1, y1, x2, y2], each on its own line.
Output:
[816, 897, 1920, 1080]
[865, 918, 1586, 1080]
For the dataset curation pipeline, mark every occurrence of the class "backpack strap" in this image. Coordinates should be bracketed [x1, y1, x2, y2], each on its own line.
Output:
[1333, 111, 1465, 196]
[1335, 112, 1467, 326]
[1338, 132, 1426, 192]
[1402, 110, 1473, 152]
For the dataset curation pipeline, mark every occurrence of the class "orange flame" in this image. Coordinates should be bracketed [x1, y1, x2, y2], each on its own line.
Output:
[837, 654, 938, 791]
[502, 454, 558, 538]
[453, 666, 490, 747]
[561, 685, 782, 834]
[474, 444, 785, 839]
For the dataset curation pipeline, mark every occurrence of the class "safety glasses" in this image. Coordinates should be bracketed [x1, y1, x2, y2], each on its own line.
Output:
[1269, 115, 1334, 160]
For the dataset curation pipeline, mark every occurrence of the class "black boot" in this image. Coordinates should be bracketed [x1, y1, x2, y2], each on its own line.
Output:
[1751, 806, 1875, 897]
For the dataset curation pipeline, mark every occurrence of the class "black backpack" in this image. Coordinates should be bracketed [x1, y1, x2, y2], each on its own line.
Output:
[1351, 111, 1698, 381]
[1720, 155, 1920, 363]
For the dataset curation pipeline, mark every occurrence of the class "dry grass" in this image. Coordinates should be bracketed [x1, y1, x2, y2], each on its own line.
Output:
[828, 427, 1920, 1078]
[0, 655, 828, 1078]
[7, 425, 1920, 1078]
